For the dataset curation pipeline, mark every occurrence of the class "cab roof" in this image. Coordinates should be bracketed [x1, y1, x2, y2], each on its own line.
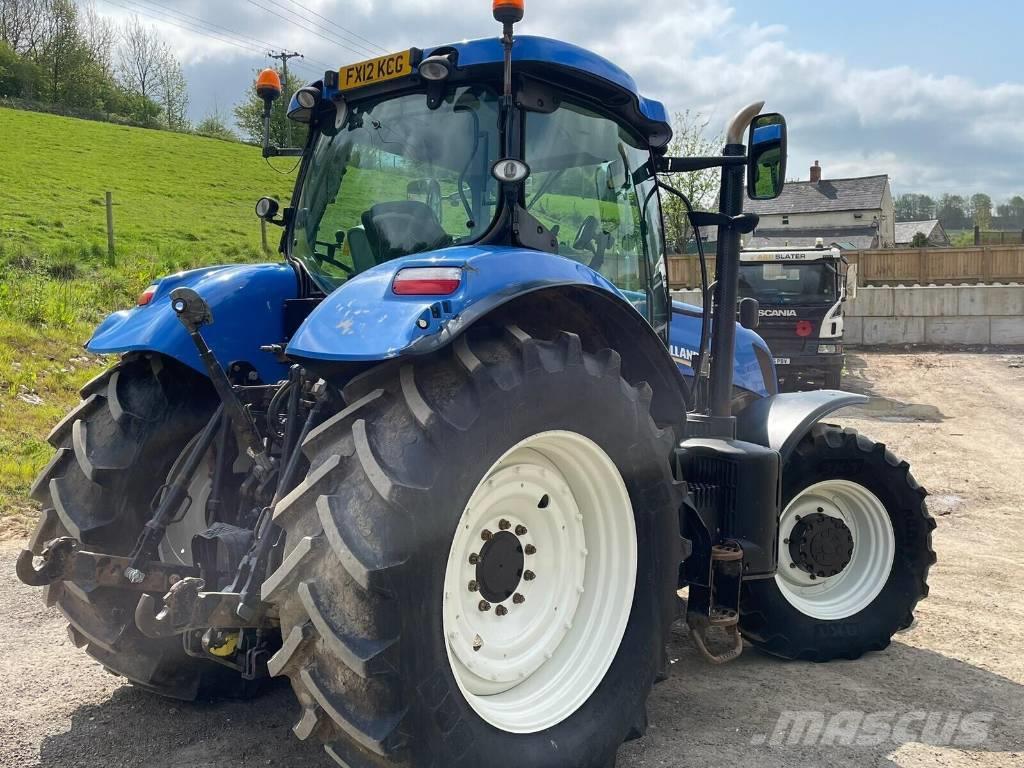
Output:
[424, 35, 672, 149]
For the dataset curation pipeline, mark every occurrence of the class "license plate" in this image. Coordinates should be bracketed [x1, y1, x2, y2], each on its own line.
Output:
[773, 357, 790, 365]
[339, 50, 414, 91]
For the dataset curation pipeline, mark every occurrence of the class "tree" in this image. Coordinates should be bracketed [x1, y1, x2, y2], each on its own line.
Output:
[156, 43, 188, 131]
[118, 15, 160, 102]
[910, 231, 929, 248]
[233, 66, 299, 146]
[0, 38, 41, 96]
[196, 110, 236, 141]
[659, 110, 721, 253]
[970, 193, 992, 229]
[0, 0, 48, 55]
[936, 194, 968, 230]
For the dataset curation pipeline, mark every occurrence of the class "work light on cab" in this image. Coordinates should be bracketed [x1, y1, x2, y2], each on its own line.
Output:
[418, 54, 453, 81]
[392, 267, 462, 295]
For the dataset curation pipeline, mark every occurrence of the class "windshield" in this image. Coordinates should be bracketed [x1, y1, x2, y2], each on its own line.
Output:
[525, 102, 668, 330]
[739, 262, 839, 305]
[291, 86, 501, 290]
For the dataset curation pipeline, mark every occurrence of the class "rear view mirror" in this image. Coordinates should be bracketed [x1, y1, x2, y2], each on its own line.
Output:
[747, 113, 787, 200]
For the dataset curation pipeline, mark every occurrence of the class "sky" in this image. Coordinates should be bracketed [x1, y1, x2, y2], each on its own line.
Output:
[89, 0, 1024, 200]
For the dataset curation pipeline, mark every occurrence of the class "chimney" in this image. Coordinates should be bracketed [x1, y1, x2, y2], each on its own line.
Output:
[810, 160, 822, 183]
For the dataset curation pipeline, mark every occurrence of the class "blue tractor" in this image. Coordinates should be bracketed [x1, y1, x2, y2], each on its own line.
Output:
[18, 3, 935, 766]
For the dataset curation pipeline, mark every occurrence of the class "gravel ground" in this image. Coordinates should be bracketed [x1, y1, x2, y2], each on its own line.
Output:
[2, 351, 1023, 767]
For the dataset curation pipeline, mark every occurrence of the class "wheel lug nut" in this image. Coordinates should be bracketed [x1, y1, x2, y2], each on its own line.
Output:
[523, 570, 536, 581]
[499, 519, 511, 531]
[481, 529, 492, 541]
[513, 593, 525, 605]
[789, 562, 797, 569]
[479, 600, 491, 612]
[468, 580, 479, 592]
[495, 605, 508, 616]
[524, 544, 536, 555]
[515, 525, 527, 536]
[468, 552, 480, 565]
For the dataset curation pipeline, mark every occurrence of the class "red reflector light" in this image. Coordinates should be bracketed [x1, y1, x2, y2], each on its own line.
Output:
[137, 285, 157, 306]
[796, 320, 813, 337]
[392, 267, 462, 296]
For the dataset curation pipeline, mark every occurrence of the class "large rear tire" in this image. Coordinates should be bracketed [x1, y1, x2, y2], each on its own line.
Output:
[26, 355, 256, 699]
[739, 424, 935, 661]
[263, 325, 682, 768]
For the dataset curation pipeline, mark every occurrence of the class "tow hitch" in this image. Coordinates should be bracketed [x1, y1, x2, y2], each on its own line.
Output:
[16, 537, 199, 593]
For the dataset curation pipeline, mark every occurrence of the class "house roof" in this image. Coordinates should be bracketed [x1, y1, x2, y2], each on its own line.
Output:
[744, 225, 879, 251]
[895, 219, 942, 244]
[746, 175, 889, 215]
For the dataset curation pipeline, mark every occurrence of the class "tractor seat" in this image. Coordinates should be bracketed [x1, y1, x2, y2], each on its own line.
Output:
[361, 201, 452, 263]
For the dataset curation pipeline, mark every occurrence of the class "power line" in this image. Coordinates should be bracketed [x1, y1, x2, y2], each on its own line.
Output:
[143, 0, 333, 70]
[274, 0, 388, 55]
[95, 0, 322, 77]
[244, 0, 380, 60]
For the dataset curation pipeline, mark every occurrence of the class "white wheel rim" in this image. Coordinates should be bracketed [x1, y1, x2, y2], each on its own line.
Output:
[775, 479, 895, 621]
[443, 430, 636, 734]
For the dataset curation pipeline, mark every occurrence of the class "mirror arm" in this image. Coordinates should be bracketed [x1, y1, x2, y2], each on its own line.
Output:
[657, 155, 746, 173]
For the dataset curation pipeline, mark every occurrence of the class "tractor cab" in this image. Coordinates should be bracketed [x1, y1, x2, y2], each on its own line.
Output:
[257, 35, 675, 334]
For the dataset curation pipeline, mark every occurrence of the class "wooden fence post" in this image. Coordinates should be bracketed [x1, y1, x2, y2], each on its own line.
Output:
[260, 218, 269, 253]
[104, 191, 116, 267]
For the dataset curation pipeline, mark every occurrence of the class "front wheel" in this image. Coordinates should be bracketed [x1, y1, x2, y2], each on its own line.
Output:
[262, 325, 682, 767]
[739, 425, 935, 661]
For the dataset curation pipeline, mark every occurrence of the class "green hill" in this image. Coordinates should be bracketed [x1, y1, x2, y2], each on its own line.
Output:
[0, 107, 298, 535]
[0, 107, 296, 257]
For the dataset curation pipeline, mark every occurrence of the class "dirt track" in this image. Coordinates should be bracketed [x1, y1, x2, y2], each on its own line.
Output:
[2, 351, 1023, 767]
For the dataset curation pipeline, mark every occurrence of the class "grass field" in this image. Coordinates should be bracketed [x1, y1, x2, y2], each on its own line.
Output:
[0, 107, 298, 535]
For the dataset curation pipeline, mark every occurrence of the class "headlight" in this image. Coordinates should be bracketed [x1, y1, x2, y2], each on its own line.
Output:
[817, 343, 841, 354]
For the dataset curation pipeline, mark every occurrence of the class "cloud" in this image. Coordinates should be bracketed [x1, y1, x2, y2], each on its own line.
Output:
[105, 0, 1024, 198]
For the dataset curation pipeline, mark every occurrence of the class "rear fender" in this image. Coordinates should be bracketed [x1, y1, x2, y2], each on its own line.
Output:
[286, 245, 690, 422]
[735, 390, 868, 464]
[87, 263, 299, 384]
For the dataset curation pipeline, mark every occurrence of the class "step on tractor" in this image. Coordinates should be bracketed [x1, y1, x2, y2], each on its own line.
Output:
[17, 3, 936, 766]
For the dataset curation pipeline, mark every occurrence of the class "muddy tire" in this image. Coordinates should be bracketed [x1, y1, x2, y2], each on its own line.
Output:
[739, 424, 935, 661]
[26, 355, 255, 700]
[263, 325, 683, 768]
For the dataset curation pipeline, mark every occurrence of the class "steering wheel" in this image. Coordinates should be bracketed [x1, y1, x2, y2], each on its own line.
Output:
[573, 216, 600, 251]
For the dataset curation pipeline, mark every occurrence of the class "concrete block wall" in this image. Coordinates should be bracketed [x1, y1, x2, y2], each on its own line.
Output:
[671, 284, 1024, 346]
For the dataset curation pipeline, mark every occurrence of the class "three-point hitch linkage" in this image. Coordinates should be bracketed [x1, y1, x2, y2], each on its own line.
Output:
[18, 288, 331, 674]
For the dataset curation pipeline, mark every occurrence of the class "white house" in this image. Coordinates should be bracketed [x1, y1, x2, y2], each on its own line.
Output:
[743, 162, 895, 250]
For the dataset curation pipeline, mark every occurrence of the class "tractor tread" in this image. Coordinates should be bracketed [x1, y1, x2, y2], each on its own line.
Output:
[261, 534, 324, 603]
[273, 453, 343, 525]
[317, 495, 406, 595]
[299, 666, 407, 756]
[298, 581, 399, 678]
[46, 394, 102, 447]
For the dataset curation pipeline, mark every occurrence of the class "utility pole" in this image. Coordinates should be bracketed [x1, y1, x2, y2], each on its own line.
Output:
[266, 50, 303, 145]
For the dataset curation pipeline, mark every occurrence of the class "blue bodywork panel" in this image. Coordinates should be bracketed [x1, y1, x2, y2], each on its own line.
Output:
[311, 36, 671, 148]
[87, 263, 298, 383]
[286, 245, 633, 362]
[668, 302, 775, 398]
[433, 36, 669, 127]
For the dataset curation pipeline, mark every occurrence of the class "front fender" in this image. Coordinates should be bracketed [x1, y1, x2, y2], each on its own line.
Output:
[735, 390, 868, 464]
[88, 263, 299, 383]
[286, 245, 639, 362]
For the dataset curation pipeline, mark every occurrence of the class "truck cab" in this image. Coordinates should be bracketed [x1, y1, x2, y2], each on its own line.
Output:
[739, 242, 854, 390]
